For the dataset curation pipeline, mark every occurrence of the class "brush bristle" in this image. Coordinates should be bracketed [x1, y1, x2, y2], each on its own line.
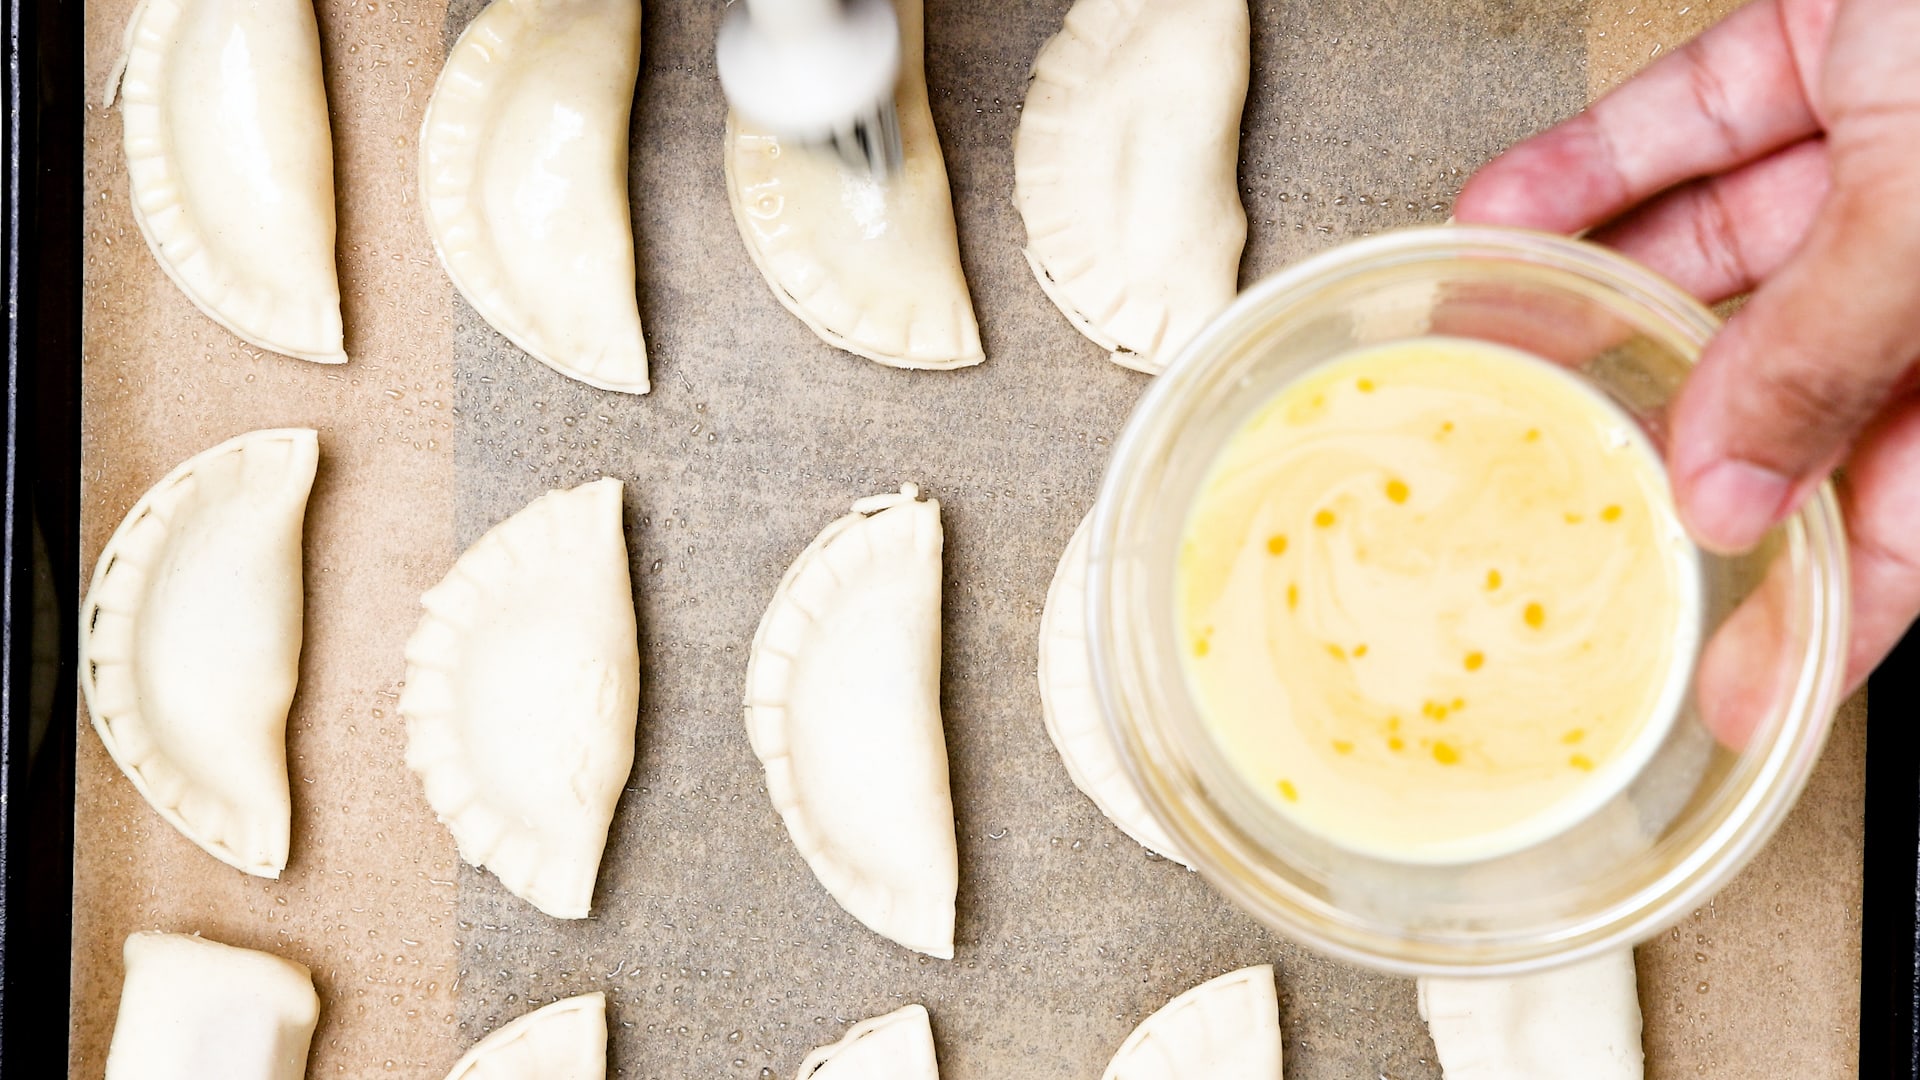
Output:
[827, 99, 904, 180]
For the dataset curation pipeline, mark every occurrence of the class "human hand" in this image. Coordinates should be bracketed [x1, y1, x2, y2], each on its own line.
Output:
[1453, 0, 1920, 695]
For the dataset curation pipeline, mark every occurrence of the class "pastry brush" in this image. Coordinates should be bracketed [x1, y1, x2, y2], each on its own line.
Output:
[716, 0, 904, 179]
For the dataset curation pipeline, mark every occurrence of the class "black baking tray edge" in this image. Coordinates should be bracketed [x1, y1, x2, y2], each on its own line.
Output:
[3, 0, 1917, 1071]
[5, 0, 82, 1060]
[6, 0, 83, 1068]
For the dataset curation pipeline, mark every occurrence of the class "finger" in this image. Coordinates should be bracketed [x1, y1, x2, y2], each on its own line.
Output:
[1454, 0, 1817, 234]
[1693, 539, 1793, 750]
[1590, 138, 1829, 304]
[1691, 391, 1920, 747]
[1837, 392, 1920, 692]
[1666, 150, 1920, 553]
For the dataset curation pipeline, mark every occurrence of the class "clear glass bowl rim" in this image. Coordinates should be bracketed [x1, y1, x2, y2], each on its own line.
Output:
[1086, 224, 1851, 976]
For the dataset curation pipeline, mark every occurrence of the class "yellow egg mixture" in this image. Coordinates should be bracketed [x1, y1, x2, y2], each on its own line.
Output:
[1177, 337, 1699, 862]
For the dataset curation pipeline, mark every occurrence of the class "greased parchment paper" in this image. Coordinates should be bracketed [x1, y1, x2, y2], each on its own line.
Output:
[73, 0, 1864, 1075]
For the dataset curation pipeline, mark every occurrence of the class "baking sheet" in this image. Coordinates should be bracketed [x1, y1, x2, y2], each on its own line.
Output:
[71, 0, 1865, 1075]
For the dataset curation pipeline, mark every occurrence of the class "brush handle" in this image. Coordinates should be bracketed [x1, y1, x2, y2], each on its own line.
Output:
[744, 0, 842, 41]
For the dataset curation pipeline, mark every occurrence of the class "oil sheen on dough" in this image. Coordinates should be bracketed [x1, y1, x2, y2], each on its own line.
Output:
[1177, 338, 1699, 863]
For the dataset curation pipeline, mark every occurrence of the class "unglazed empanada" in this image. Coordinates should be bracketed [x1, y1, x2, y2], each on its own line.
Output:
[109, 0, 344, 363]
[723, 0, 981, 370]
[105, 931, 319, 1080]
[420, 0, 648, 393]
[1105, 965, 1282, 1080]
[78, 429, 316, 877]
[797, 1004, 939, 1080]
[1015, 0, 1249, 373]
[1417, 950, 1643, 1079]
[400, 478, 640, 919]
[443, 992, 607, 1080]
[1039, 511, 1187, 865]
[745, 484, 958, 957]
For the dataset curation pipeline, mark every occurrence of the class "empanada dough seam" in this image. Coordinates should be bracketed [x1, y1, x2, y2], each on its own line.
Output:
[113, 0, 347, 364]
[398, 478, 638, 921]
[419, 0, 649, 394]
[1012, 0, 1248, 375]
[1038, 511, 1190, 864]
[743, 484, 956, 959]
[795, 1003, 938, 1079]
[441, 991, 608, 1080]
[1104, 964, 1282, 1079]
[1019, 246, 1160, 374]
[720, 116, 984, 373]
[78, 428, 317, 878]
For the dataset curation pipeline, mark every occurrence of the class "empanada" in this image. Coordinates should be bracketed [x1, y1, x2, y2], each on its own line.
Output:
[1104, 965, 1281, 1080]
[1015, 0, 1249, 373]
[79, 429, 316, 878]
[110, 0, 344, 363]
[1417, 950, 1644, 1079]
[442, 992, 607, 1080]
[400, 478, 640, 919]
[722, 0, 981, 370]
[797, 1004, 939, 1080]
[420, 0, 648, 393]
[745, 484, 958, 958]
[1039, 511, 1187, 864]
[105, 931, 319, 1080]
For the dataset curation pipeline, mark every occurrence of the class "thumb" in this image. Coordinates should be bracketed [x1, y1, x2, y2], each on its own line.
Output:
[1666, 160, 1920, 553]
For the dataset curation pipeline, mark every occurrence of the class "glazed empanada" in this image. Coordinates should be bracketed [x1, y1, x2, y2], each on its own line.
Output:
[1015, 0, 1249, 373]
[420, 0, 648, 394]
[400, 478, 640, 919]
[105, 931, 319, 1080]
[442, 992, 607, 1080]
[1417, 950, 1644, 1079]
[797, 1004, 939, 1080]
[109, 0, 344, 363]
[1039, 510, 1187, 865]
[78, 429, 316, 878]
[1105, 965, 1281, 1080]
[723, 0, 981, 370]
[745, 484, 958, 958]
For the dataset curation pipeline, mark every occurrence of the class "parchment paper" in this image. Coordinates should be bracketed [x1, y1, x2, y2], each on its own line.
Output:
[73, 0, 1864, 1076]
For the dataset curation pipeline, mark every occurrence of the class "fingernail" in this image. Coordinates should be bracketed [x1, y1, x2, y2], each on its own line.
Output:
[1683, 460, 1793, 554]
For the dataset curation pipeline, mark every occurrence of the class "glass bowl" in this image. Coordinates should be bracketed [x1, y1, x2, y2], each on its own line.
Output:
[1087, 226, 1849, 976]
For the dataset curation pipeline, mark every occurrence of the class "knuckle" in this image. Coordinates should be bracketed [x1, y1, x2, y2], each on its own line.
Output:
[1749, 361, 1878, 438]
[1688, 181, 1753, 293]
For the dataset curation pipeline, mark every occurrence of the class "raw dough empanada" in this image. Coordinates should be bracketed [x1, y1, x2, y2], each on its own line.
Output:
[1014, 0, 1249, 373]
[1039, 511, 1188, 865]
[420, 0, 648, 394]
[443, 992, 607, 1080]
[1417, 949, 1644, 1079]
[400, 478, 640, 919]
[110, 0, 344, 363]
[797, 1004, 939, 1080]
[105, 931, 319, 1080]
[745, 484, 958, 957]
[1105, 965, 1282, 1080]
[78, 428, 316, 878]
[723, 0, 981, 370]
